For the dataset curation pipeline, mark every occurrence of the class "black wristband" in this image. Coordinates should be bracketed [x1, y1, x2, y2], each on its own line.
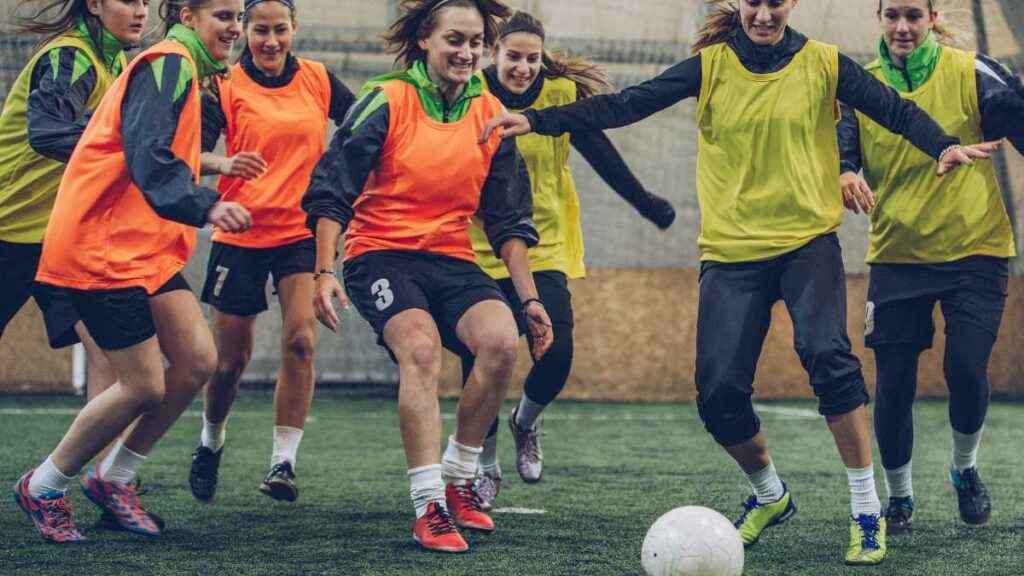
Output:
[314, 269, 336, 280]
[521, 297, 544, 312]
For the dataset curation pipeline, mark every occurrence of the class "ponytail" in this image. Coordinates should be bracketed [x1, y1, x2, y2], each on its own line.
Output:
[497, 11, 611, 98]
[691, 0, 741, 55]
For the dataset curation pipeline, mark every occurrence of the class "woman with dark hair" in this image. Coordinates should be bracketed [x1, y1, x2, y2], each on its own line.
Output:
[462, 10, 676, 510]
[303, 0, 551, 554]
[481, 0, 999, 565]
[187, 0, 356, 505]
[13, 0, 250, 543]
[838, 0, 1024, 534]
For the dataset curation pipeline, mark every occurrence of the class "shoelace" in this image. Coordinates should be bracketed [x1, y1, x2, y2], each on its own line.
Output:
[193, 450, 219, 482]
[856, 515, 881, 550]
[733, 495, 759, 528]
[451, 484, 483, 512]
[110, 483, 147, 519]
[267, 462, 294, 482]
[426, 506, 458, 535]
[41, 497, 76, 531]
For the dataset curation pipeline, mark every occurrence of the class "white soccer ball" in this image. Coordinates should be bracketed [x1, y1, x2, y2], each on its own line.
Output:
[641, 506, 744, 576]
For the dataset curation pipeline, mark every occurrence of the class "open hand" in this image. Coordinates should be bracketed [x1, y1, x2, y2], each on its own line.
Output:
[313, 272, 350, 332]
[525, 301, 553, 360]
[937, 141, 1002, 176]
[840, 171, 874, 214]
[479, 112, 532, 143]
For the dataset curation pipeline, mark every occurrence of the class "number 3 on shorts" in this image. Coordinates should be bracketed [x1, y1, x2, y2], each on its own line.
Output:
[372, 278, 394, 311]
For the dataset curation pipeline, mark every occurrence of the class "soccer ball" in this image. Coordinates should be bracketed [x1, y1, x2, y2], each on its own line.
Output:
[641, 506, 744, 576]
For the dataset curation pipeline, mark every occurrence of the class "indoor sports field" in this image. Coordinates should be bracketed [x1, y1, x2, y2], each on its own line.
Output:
[1, 393, 1022, 576]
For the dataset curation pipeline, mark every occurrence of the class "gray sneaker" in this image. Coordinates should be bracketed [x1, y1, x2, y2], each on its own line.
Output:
[509, 407, 543, 483]
[475, 471, 502, 511]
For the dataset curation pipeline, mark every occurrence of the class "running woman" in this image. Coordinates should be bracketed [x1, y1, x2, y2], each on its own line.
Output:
[303, 0, 552, 554]
[463, 10, 677, 510]
[481, 0, 999, 565]
[0, 0, 160, 531]
[837, 0, 1024, 534]
[13, 0, 250, 543]
[187, 0, 356, 504]
[0, 0, 144, 433]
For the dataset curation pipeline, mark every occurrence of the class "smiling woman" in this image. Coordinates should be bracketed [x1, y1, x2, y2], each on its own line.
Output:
[301, 0, 556, 556]
[12, 0, 253, 545]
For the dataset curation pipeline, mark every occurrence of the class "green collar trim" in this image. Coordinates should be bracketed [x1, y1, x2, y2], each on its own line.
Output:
[166, 24, 226, 79]
[877, 31, 941, 92]
[406, 59, 482, 122]
[74, 18, 126, 74]
[362, 60, 483, 123]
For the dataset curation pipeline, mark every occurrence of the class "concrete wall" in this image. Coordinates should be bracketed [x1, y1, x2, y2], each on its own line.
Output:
[1, 0, 1022, 398]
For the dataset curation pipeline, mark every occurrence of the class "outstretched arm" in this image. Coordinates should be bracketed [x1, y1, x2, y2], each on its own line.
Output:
[481, 56, 701, 141]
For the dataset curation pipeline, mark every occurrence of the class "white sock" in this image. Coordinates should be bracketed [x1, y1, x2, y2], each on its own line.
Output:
[28, 456, 75, 498]
[201, 414, 227, 452]
[746, 461, 785, 504]
[847, 465, 882, 517]
[514, 395, 546, 430]
[441, 436, 482, 486]
[408, 464, 445, 518]
[952, 427, 983, 472]
[480, 433, 500, 477]
[271, 426, 304, 468]
[883, 461, 913, 499]
[99, 441, 147, 485]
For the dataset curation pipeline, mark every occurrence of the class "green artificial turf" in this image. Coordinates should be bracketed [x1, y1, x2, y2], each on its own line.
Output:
[1, 393, 1021, 575]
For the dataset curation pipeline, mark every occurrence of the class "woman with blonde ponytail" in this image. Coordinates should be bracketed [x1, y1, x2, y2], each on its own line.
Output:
[837, 0, 1024, 535]
[14, 0, 250, 544]
[461, 9, 675, 511]
[482, 0, 1004, 566]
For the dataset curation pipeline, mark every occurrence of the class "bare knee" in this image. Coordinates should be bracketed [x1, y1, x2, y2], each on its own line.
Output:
[129, 375, 166, 410]
[283, 328, 315, 365]
[409, 341, 442, 379]
[214, 347, 250, 386]
[473, 329, 518, 374]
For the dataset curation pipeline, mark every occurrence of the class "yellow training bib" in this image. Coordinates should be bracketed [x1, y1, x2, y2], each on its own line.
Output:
[857, 46, 1015, 263]
[696, 40, 842, 263]
[0, 33, 124, 244]
[471, 75, 584, 280]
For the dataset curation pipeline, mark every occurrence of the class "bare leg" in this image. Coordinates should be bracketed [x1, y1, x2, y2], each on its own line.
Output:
[203, 311, 256, 426]
[383, 309, 443, 469]
[273, 273, 317, 429]
[453, 300, 518, 448]
[122, 290, 217, 455]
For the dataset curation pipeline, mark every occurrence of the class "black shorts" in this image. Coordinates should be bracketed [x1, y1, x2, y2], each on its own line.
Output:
[0, 240, 80, 348]
[200, 238, 315, 316]
[865, 256, 1009, 350]
[343, 250, 508, 359]
[56, 273, 193, 351]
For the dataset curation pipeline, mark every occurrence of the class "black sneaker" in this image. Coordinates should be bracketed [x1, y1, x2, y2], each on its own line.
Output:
[951, 466, 991, 525]
[883, 496, 914, 534]
[94, 476, 166, 531]
[259, 461, 298, 502]
[189, 446, 223, 502]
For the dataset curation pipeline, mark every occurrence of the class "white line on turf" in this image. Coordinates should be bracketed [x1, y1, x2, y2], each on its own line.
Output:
[492, 507, 547, 514]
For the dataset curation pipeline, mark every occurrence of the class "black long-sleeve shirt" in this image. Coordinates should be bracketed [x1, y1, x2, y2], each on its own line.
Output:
[25, 47, 100, 162]
[524, 27, 959, 162]
[200, 51, 356, 152]
[121, 54, 219, 227]
[838, 53, 1024, 174]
